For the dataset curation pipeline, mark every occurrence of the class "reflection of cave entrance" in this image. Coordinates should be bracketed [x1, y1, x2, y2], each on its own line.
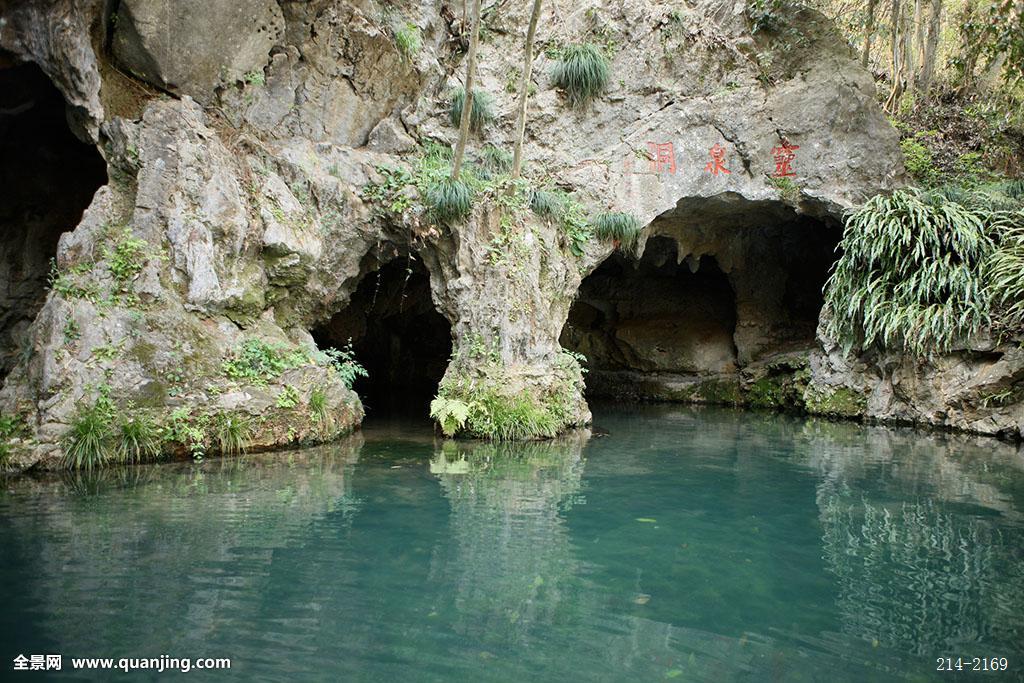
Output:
[562, 211, 841, 400]
[0, 58, 107, 379]
[312, 257, 452, 417]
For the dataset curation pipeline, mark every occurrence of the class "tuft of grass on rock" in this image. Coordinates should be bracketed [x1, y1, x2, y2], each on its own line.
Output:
[214, 412, 249, 456]
[64, 400, 115, 470]
[551, 43, 609, 107]
[530, 189, 564, 217]
[448, 88, 494, 133]
[116, 412, 162, 464]
[426, 177, 473, 223]
[592, 211, 641, 248]
[394, 22, 421, 62]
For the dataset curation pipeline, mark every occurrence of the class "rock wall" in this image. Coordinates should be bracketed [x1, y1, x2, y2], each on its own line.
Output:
[0, 0, 940, 472]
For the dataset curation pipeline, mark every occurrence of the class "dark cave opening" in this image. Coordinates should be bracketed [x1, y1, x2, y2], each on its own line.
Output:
[0, 57, 108, 379]
[312, 257, 452, 418]
[561, 214, 842, 400]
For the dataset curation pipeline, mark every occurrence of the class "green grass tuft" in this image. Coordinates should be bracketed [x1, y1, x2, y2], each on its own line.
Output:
[64, 399, 115, 470]
[448, 88, 494, 133]
[530, 189, 563, 217]
[592, 211, 641, 247]
[551, 44, 609, 107]
[425, 177, 473, 223]
[479, 144, 513, 175]
[116, 413, 162, 464]
[213, 412, 249, 456]
[394, 22, 421, 62]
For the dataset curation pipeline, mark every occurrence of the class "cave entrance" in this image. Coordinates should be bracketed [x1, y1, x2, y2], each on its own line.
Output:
[0, 57, 107, 380]
[312, 257, 452, 419]
[561, 204, 841, 401]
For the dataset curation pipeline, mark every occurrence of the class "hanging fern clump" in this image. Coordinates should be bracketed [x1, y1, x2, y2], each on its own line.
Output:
[985, 208, 1024, 331]
[823, 188, 995, 358]
[551, 44, 609, 107]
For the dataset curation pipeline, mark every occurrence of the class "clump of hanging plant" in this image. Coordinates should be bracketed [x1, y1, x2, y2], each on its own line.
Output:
[530, 188, 563, 217]
[425, 177, 473, 223]
[551, 43, 609, 107]
[592, 211, 641, 249]
[823, 188, 995, 357]
[985, 209, 1024, 331]
[478, 144, 513, 175]
[448, 88, 494, 132]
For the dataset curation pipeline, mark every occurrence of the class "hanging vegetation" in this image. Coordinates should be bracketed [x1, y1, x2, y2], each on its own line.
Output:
[551, 43, 609, 107]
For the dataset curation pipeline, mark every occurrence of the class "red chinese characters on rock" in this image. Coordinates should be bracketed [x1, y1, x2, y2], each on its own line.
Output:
[704, 143, 730, 176]
[647, 142, 676, 174]
[771, 139, 799, 177]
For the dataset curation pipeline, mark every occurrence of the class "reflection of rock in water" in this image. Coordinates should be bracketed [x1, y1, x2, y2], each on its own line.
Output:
[430, 430, 589, 644]
[3, 435, 364, 649]
[803, 423, 1024, 656]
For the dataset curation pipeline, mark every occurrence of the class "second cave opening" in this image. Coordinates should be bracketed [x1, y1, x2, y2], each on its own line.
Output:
[312, 257, 452, 419]
[561, 203, 842, 402]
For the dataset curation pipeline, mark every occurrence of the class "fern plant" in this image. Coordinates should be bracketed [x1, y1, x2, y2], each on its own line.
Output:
[823, 188, 995, 357]
[551, 44, 609, 107]
[430, 396, 474, 437]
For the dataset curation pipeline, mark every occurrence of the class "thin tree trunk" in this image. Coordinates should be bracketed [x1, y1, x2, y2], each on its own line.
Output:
[918, 0, 942, 92]
[885, 0, 905, 111]
[862, 0, 877, 68]
[511, 0, 543, 181]
[451, 0, 482, 180]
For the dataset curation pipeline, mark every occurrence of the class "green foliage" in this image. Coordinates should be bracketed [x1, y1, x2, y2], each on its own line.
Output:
[394, 22, 421, 62]
[104, 227, 150, 287]
[900, 136, 942, 187]
[985, 208, 1024, 330]
[116, 412, 162, 464]
[320, 342, 368, 389]
[243, 70, 265, 86]
[551, 43, 609, 107]
[165, 406, 209, 460]
[222, 338, 310, 385]
[768, 176, 801, 202]
[823, 188, 995, 357]
[213, 412, 249, 456]
[63, 394, 116, 469]
[448, 88, 494, 133]
[478, 144, 513, 175]
[309, 387, 329, 423]
[529, 189, 562, 217]
[49, 260, 99, 302]
[276, 385, 301, 409]
[746, 0, 791, 34]
[425, 176, 473, 223]
[0, 414, 28, 465]
[430, 396, 473, 437]
[592, 211, 641, 248]
[63, 319, 81, 345]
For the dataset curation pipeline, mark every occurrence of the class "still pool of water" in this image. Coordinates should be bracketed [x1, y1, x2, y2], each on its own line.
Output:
[2, 406, 1023, 682]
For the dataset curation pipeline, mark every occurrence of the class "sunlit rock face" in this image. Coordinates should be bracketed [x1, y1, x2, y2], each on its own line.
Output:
[0, 0, 915, 471]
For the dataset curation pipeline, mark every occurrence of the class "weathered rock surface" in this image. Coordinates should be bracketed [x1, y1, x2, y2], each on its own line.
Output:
[9, 0, 1013, 474]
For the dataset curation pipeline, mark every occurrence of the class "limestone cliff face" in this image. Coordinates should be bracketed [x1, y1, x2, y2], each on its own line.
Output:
[1, 0, 970, 472]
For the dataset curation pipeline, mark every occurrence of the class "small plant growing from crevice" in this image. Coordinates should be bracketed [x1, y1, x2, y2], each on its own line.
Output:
[321, 342, 368, 389]
[448, 88, 494, 132]
[394, 22, 421, 62]
[276, 385, 301, 409]
[0, 414, 28, 466]
[768, 176, 801, 202]
[592, 211, 641, 249]
[309, 387, 331, 434]
[223, 338, 310, 385]
[425, 176, 473, 223]
[551, 43, 609, 107]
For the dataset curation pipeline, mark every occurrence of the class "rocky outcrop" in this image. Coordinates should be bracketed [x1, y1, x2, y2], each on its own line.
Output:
[0, 0, 927, 472]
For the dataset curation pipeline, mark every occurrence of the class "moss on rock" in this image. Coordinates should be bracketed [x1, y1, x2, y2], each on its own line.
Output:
[804, 386, 866, 418]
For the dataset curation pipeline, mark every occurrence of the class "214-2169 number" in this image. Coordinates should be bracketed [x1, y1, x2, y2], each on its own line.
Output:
[937, 657, 1008, 672]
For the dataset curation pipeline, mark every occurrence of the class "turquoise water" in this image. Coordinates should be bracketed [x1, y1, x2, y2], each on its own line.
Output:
[2, 406, 1023, 682]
